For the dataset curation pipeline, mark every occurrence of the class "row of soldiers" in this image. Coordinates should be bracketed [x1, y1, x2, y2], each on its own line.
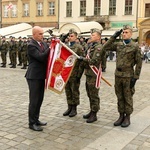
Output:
[0, 36, 29, 69]
[0, 34, 108, 71]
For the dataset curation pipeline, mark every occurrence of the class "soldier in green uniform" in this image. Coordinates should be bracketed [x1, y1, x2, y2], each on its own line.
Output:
[101, 37, 108, 72]
[63, 29, 83, 117]
[78, 28, 104, 123]
[20, 37, 28, 69]
[103, 25, 142, 127]
[0, 36, 9, 67]
[10, 37, 18, 68]
[8, 36, 13, 65]
[17, 36, 23, 66]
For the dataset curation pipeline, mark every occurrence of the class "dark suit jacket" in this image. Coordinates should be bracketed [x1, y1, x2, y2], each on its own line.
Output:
[25, 39, 50, 79]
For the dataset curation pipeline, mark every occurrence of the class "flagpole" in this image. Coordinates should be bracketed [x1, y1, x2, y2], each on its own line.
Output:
[59, 41, 80, 59]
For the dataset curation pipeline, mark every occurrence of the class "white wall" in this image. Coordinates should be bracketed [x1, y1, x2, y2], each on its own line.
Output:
[59, 0, 138, 29]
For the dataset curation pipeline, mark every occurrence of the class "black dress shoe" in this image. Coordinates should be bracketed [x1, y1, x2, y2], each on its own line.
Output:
[29, 124, 43, 131]
[36, 121, 47, 126]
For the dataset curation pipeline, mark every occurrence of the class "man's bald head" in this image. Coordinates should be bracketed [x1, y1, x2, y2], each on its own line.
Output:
[32, 26, 44, 42]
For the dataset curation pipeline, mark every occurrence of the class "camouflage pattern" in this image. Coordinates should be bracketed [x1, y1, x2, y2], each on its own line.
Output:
[103, 37, 142, 79]
[0, 39, 9, 65]
[65, 42, 83, 105]
[84, 42, 104, 76]
[83, 42, 104, 112]
[18, 39, 23, 65]
[103, 37, 142, 114]
[20, 40, 28, 67]
[10, 39, 18, 66]
[115, 76, 135, 114]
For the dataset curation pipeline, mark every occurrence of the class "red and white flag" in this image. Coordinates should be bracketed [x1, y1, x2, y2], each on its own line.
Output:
[7, 3, 13, 10]
[45, 39, 77, 94]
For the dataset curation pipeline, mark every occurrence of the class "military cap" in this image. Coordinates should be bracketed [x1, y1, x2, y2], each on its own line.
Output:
[123, 25, 133, 31]
[90, 28, 102, 35]
[2, 36, 6, 38]
[69, 28, 77, 34]
[23, 37, 27, 39]
[18, 36, 22, 39]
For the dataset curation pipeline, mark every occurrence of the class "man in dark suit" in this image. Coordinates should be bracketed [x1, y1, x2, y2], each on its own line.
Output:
[25, 26, 50, 131]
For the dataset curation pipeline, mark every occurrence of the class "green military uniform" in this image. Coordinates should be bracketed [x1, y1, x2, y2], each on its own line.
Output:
[103, 37, 142, 115]
[20, 38, 28, 69]
[83, 42, 104, 112]
[10, 38, 18, 68]
[0, 37, 9, 67]
[65, 42, 83, 106]
[17, 37, 23, 66]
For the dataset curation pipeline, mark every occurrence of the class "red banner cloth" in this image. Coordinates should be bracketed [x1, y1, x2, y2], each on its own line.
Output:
[45, 39, 77, 94]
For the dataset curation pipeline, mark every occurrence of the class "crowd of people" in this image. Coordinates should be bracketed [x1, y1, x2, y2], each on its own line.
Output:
[0, 25, 144, 131]
[140, 42, 150, 63]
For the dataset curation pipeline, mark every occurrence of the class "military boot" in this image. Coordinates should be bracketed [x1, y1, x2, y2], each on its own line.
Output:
[21, 65, 27, 69]
[121, 114, 130, 127]
[1, 64, 6, 68]
[83, 111, 92, 119]
[69, 105, 77, 117]
[114, 113, 124, 126]
[86, 111, 97, 123]
[63, 105, 72, 116]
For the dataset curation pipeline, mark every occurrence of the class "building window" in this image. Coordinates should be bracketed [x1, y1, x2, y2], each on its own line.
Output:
[109, 0, 116, 15]
[48, 2, 55, 15]
[80, 0, 86, 16]
[11, 5, 17, 17]
[23, 3, 29, 17]
[94, 0, 101, 15]
[145, 3, 150, 17]
[66, 1, 72, 17]
[124, 0, 132, 15]
[4, 5, 9, 17]
[37, 2, 43, 16]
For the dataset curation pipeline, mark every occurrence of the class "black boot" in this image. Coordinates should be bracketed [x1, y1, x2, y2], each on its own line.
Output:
[121, 114, 130, 127]
[86, 111, 97, 123]
[1, 64, 6, 68]
[10, 65, 16, 68]
[21, 66, 27, 69]
[63, 105, 72, 116]
[69, 105, 77, 117]
[114, 113, 124, 126]
[83, 111, 92, 119]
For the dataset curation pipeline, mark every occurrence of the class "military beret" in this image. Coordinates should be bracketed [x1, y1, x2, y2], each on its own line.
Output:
[2, 36, 6, 38]
[23, 37, 27, 39]
[18, 36, 22, 39]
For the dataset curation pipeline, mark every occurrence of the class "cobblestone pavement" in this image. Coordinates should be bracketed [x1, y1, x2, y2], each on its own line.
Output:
[0, 61, 150, 150]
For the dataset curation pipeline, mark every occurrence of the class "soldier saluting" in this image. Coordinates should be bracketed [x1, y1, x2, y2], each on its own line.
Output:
[103, 25, 142, 127]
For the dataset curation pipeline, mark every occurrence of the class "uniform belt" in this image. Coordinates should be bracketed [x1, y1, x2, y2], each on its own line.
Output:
[117, 67, 133, 72]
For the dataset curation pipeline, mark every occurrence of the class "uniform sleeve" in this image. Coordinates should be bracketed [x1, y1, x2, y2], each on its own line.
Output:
[134, 46, 142, 79]
[102, 37, 117, 52]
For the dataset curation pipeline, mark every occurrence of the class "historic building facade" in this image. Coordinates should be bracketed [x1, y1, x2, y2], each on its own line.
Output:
[1, 0, 59, 28]
[138, 0, 150, 44]
[59, 0, 138, 31]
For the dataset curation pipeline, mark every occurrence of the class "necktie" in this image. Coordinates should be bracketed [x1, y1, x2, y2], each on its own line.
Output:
[40, 42, 44, 52]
